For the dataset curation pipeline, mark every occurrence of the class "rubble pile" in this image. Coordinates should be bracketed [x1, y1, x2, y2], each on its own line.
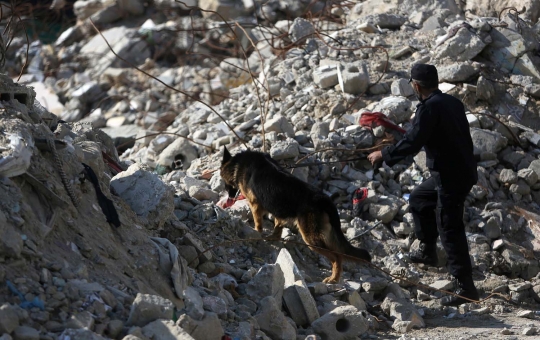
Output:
[1, 0, 540, 339]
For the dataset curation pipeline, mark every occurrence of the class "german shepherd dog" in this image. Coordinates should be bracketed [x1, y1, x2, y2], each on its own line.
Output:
[220, 148, 371, 283]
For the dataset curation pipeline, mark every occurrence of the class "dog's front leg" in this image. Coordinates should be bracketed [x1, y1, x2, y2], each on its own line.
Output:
[249, 201, 264, 233]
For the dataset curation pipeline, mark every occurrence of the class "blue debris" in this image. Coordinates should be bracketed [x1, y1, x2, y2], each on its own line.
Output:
[6, 280, 45, 311]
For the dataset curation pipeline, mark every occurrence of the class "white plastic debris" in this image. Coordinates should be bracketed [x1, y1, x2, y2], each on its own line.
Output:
[0, 133, 34, 178]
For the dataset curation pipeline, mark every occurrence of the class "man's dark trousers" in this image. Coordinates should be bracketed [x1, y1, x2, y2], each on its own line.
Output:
[409, 173, 472, 278]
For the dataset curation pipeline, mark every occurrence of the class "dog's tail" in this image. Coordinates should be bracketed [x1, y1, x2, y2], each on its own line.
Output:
[317, 195, 372, 263]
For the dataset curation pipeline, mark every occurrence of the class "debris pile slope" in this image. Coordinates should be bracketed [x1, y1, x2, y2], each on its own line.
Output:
[1, 0, 540, 339]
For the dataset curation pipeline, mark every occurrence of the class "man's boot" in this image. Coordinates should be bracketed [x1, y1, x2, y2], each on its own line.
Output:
[440, 276, 479, 306]
[409, 241, 438, 267]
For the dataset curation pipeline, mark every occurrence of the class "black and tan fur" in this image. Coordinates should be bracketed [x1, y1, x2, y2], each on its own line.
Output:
[220, 148, 371, 283]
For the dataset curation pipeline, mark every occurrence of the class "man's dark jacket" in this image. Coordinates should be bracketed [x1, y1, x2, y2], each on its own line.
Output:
[381, 89, 477, 191]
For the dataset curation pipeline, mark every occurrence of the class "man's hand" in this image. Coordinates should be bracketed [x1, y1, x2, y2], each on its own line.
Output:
[367, 151, 383, 166]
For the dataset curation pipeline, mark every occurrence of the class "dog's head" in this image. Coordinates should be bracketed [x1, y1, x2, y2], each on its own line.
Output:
[220, 147, 239, 198]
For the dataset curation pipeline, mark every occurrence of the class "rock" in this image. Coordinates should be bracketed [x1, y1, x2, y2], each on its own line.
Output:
[202, 296, 227, 319]
[176, 312, 224, 340]
[438, 62, 480, 82]
[476, 76, 496, 103]
[391, 79, 414, 97]
[101, 125, 142, 148]
[270, 139, 300, 160]
[529, 160, 540, 178]
[337, 63, 369, 95]
[362, 13, 407, 29]
[517, 310, 535, 319]
[126, 294, 175, 327]
[470, 128, 507, 156]
[246, 264, 285, 308]
[369, 202, 399, 223]
[264, 115, 295, 137]
[188, 186, 219, 201]
[361, 277, 389, 293]
[311, 305, 368, 340]
[482, 24, 540, 81]
[465, 0, 540, 24]
[502, 246, 540, 280]
[275, 249, 320, 327]
[80, 27, 150, 76]
[313, 65, 339, 89]
[12, 327, 39, 340]
[157, 137, 199, 170]
[107, 320, 124, 339]
[66, 311, 95, 330]
[509, 282, 532, 292]
[118, 0, 145, 15]
[0, 304, 20, 334]
[381, 293, 425, 330]
[429, 280, 454, 291]
[289, 18, 315, 43]
[110, 163, 174, 228]
[182, 287, 204, 320]
[509, 181, 530, 196]
[523, 327, 537, 336]
[368, 96, 413, 124]
[142, 320, 194, 340]
[435, 27, 486, 61]
[480, 216, 501, 239]
[254, 297, 296, 340]
[499, 169, 518, 184]
[59, 329, 106, 340]
[347, 291, 367, 311]
[517, 169, 538, 185]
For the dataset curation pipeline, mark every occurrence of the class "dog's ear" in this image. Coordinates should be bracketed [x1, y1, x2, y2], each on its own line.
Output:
[222, 146, 232, 164]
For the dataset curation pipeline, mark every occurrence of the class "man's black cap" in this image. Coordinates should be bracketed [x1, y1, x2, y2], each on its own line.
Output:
[409, 64, 438, 83]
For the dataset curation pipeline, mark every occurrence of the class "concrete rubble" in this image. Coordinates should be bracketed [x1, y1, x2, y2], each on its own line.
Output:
[0, 0, 539, 339]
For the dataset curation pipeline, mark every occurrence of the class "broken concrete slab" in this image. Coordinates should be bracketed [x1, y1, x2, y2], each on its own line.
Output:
[276, 249, 320, 327]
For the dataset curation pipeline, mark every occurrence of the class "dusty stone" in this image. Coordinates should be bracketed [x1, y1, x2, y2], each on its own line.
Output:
[381, 293, 425, 329]
[470, 128, 507, 156]
[523, 327, 537, 336]
[499, 169, 518, 184]
[264, 115, 295, 137]
[429, 280, 454, 291]
[435, 27, 486, 61]
[176, 312, 224, 340]
[438, 62, 480, 82]
[110, 163, 174, 228]
[391, 79, 414, 97]
[12, 326, 39, 340]
[202, 295, 227, 319]
[369, 202, 399, 224]
[313, 65, 339, 89]
[59, 329, 106, 340]
[289, 18, 315, 43]
[142, 320, 194, 340]
[66, 311, 95, 330]
[0, 304, 20, 334]
[312, 305, 368, 340]
[275, 249, 320, 327]
[107, 320, 124, 339]
[270, 139, 300, 160]
[254, 296, 296, 340]
[182, 287, 204, 320]
[126, 294, 175, 327]
[367, 96, 413, 124]
[337, 63, 369, 95]
[246, 264, 285, 308]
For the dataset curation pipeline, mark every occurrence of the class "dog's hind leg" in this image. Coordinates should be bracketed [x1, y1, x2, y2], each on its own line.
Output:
[297, 214, 342, 283]
[265, 218, 285, 241]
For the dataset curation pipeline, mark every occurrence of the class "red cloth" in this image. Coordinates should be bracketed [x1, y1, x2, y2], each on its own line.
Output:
[359, 112, 406, 134]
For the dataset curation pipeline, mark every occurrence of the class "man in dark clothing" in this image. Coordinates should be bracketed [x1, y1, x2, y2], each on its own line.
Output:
[367, 64, 479, 306]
